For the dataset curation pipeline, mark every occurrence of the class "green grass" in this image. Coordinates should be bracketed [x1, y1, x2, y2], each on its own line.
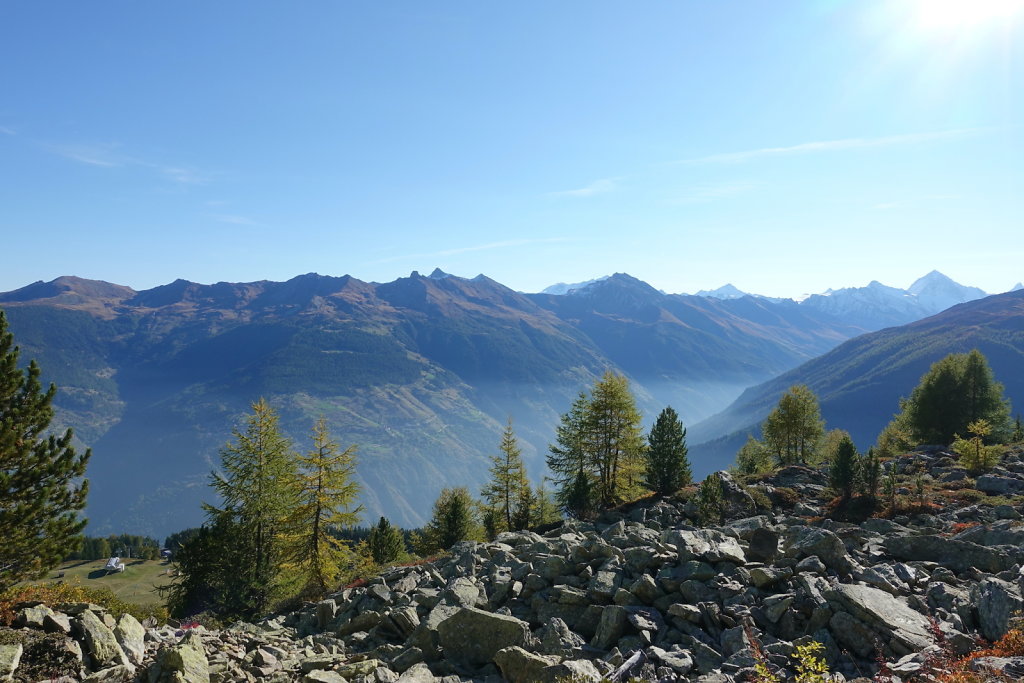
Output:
[32, 558, 173, 608]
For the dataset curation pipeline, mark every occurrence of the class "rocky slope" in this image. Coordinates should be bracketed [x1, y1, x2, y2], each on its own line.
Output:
[7, 447, 1024, 681]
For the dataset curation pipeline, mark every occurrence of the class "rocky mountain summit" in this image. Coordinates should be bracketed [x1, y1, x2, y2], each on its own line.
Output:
[7, 448, 1024, 682]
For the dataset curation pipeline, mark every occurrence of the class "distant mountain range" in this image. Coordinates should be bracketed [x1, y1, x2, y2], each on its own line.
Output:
[550, 270, 999, 332]
[690, 288, 1024, 473]
[0, 268, 1007, 538]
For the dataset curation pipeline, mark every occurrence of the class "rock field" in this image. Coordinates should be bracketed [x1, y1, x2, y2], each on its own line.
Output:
[5, 447, 1024, 682]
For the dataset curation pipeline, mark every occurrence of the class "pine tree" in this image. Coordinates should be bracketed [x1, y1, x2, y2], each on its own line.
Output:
[422, 487, 482, 553]
[898, 350, 1011, 445]
[587, 371, 646, 506]
[860, 447, 881, 499]
[547, 392, 594, 516]
[1013, 415, 1024, 444]
[480, 418, 530, 533]
[829, 434, 859, 500]
[366, 516, 404, 565]
[203, 398, 299, 617]
[762, 385, 825, 465]
[285, 417, 362, 595]
[644, 406, 691, 495]
[0, 310, 90, 591]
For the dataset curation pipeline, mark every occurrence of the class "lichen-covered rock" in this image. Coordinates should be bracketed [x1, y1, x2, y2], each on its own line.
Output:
[0, 643, 23, 682]
[972, 577, 1024, 641]
[435, 607, 532, 665]
[114, 613, 146, 665]
[493, 646, 559, 683]
[77, 609, 131, 671]
[149, 630, 209, 683]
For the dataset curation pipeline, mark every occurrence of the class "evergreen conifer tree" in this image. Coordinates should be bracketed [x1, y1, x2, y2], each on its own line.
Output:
[896, 350, 1011, 445]
[547, 392, 594, 516]
[860, 447, 881, 499]
[366, 516, 404, 565]
[204, 398, 299, 617]
[643, 406, 691, 495]
[480, 418, 530, 533]
[0, 310, 90, 591]
[1013, 415, 1024, 443]
[829, 434, 859, 500]
[422, 487, 481, 552]
[285, 417, 361, 594]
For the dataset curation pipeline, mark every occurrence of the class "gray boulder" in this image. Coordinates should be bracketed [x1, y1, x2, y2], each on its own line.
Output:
[0, 643, 22, 682]
[972, 577, 1024, 641]
[77, 610, 132, 671]
[825, 584, 933, 657]
[882, 534, 1023, 574]
[436, 607, 532, 666]
[493, 646, 559, 683]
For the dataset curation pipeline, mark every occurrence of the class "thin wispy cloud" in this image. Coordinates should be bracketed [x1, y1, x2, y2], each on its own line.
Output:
[873, 193, 960, 210]
[372, 238, 569, 265]
[0, 126, 16, 136]
[548, 178, 617, 198]
[675, 128, 981, 165]
[209, 214, 260, 226]
[670, 181, 760, 204]
[46, 141, 210, 184]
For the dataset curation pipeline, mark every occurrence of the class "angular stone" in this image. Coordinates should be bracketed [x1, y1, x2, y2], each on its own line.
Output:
[825, 584, 933, 657]
[747, 527, 780, 564]
[436, 607, 531, 665]
[114, 613, 146, 665]
[152, 630, 209, 683]
[304, 671, 346, 683]
[14, 605, 54, 629]
[83, 665, 136, 682]
[538, 659, 603, 682]
[976, 474, 1024, 495]
[650, 645, 694, 675]
[316, 600, 337, 630]
[785, 527, 858, 576]
[494, 646, 559, 683]
[0, 643, 23, 681]
[591, 605, 627, 650]
[45, 611, 73, 635]
[973, 577, 1024, 641]
[78, 609, 131, 671]
[588, 570, 621, 602]
[668, 529, 746, 564]
[538, 617, 585, 657]
[396, 661, 437, 682]
[389, 606, 420, 638]
[882, 534, 1023, 574]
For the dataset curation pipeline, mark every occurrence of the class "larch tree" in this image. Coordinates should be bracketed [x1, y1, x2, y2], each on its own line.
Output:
[0, 310, 90, 591]
[643, 406, 691, 495]
[480, 418, 530, 533]
[285, 417, 362, 595]
[587, 371, 646, 507]
[762, 385, 825, 466]
[204, 398, 299, 617]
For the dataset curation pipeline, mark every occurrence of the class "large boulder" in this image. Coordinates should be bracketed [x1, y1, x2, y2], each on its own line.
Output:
[493, 646, 559, 683]
[667, 529, 746, 565]
[77, 610, 131, 671]
[972, 578, 1024, 641]
[436, 607, 532, 666]
[881, 534, 1024, 574]
[148, 630, 209, 683]
[784, 527, 858, 576]
[0, 643, 22, 682]
[825, 584, 933, 657]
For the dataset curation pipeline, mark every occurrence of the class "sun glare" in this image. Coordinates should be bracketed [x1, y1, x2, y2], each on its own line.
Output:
[913, 0, 1024, 30]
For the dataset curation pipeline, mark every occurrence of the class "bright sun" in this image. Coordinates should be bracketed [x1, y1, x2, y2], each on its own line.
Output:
[913, 0, 1024, 30]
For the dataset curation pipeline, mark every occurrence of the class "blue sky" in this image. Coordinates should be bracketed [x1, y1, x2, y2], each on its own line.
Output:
[1, 1, 1021, 298]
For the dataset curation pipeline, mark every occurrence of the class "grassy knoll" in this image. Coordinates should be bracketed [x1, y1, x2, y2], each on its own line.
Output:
[33, 558, 173, 608]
